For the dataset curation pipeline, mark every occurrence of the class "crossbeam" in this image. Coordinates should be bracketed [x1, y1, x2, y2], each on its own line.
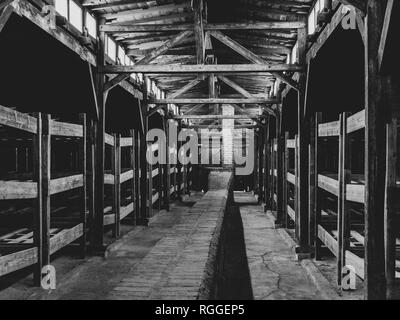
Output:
[100, 21, 306, 33]
[100, 64, 303, 74]
[150, 98, 279, 104]
[171, 115, 263, 120]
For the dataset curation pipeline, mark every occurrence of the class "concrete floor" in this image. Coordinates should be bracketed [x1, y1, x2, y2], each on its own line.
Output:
[0, 190, 360, 300]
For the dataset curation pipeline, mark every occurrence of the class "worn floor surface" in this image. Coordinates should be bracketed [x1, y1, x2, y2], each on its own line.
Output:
[234, 191, 329, 300]
[0, 190, 343, 300]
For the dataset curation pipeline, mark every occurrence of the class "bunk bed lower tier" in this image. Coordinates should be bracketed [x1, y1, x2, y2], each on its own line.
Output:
[318, 223, 400, 280]
[0, 224, 83, 277]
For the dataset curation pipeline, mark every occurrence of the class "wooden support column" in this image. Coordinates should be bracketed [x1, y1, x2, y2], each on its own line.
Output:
[258, 127, 264, 203]
[296, 20, 310, 252]
[308, 112, 317, 256]
[113, 134, 121, 237]
[283, 132, 289, 228]
[314, 113, 323, 260]
[79, 113, 87, 258]
[134, 130, 141, 222]
[139, 80, 150, 225]
[92, 17, 107, 250]
[263, 124, 268, 208]
[294, 134, 299, 240]
[264, 116, 271, 211]
[364, 0, 386, 300]
[33, 113, 51, 286]
[276, 109, 284, 226]
[385, 117, 397, 299]
[338, 112, 351, 286]
[130, 129, 136, 224]
[164, 117, 171, 211]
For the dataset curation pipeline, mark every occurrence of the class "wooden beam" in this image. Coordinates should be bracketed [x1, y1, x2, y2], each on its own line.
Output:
[217, 75, 253, 98]
[171, 115, 262, 120]
[0, 4, 14, 33]
[193, 0, 205, 64]
[209, 30, 299, 90]
[364, 0, 386, 300]
[167, 78, 202, 99]
[100, 21, 306, 33]
[100, 64, 304, 74]
[105, 30, 193, 91]
[378, 0, 394, 72]
[151, 98, 279, 104]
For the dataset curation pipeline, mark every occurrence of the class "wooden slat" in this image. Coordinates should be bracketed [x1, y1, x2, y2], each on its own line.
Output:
[49, 224, 84, 255]
[50, 174, 84, 195]
[347, 109, 365, 133]
[105, 133, 115, 146]
[0, 247, 38, 277]
[120, 137, 133, 147]
[318, 120, 340, 137]
[50, 121, 83, 137]
[0, 104, 37, 133]
[120, 169, 133, 184]
[0, 181, 37, 199]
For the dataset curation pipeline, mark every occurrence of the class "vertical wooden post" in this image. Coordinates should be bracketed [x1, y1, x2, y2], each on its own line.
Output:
[385, 117, 397, 299]
[283, 132, 289, 228]
[297, 20, 309, 252]
[79, 113, 87, 258]
[314, 113, 323, 260]
[93, 17, 107, 250]
[33, 113, 43, 286]
[337, 112, 351, 286]
[130, 129, 136, 224]
[42, 113, 51, 275]
[139, 79, 150, 225]
[134, 130, 141, 223]
[294, 134, 299, 240]
[309, 112, 317, 256]
[276, 110, 284, 226]
[364, 0, 386, 300]
[164, 118, 171, 211]
[113, 134, 121, 237]
[264, 116, 271, 210]
[258, 127, 264, 203]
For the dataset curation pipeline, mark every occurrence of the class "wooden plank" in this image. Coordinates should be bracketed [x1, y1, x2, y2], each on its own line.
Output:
[318, 120, 340, 137]
[0, 248, 38, 277]
[50, 174, 84, 195]
[100, 64, 304, 74]
[318, 225, 338, 257]
[0, 181, 37, 199]
[347, 109, 365, 133]
[50, 121, 83, 137]
[49, 224, 84, 255]
[79, 113, 87, 258]
[120, 137, 133, 147]
[0, 104, 37, 133]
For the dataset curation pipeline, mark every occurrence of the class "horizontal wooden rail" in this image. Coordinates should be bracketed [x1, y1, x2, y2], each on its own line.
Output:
[318, 109, 365, 137]
[50, 121, 83, 137]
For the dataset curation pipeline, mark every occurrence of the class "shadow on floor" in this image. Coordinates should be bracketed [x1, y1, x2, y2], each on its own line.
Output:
[217, 203, 253, 300]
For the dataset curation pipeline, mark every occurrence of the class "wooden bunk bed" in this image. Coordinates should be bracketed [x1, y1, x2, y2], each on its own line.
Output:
[103, 132, 136, 237]
[315, 109, 400, 284]
[0, 104, 86, 284]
